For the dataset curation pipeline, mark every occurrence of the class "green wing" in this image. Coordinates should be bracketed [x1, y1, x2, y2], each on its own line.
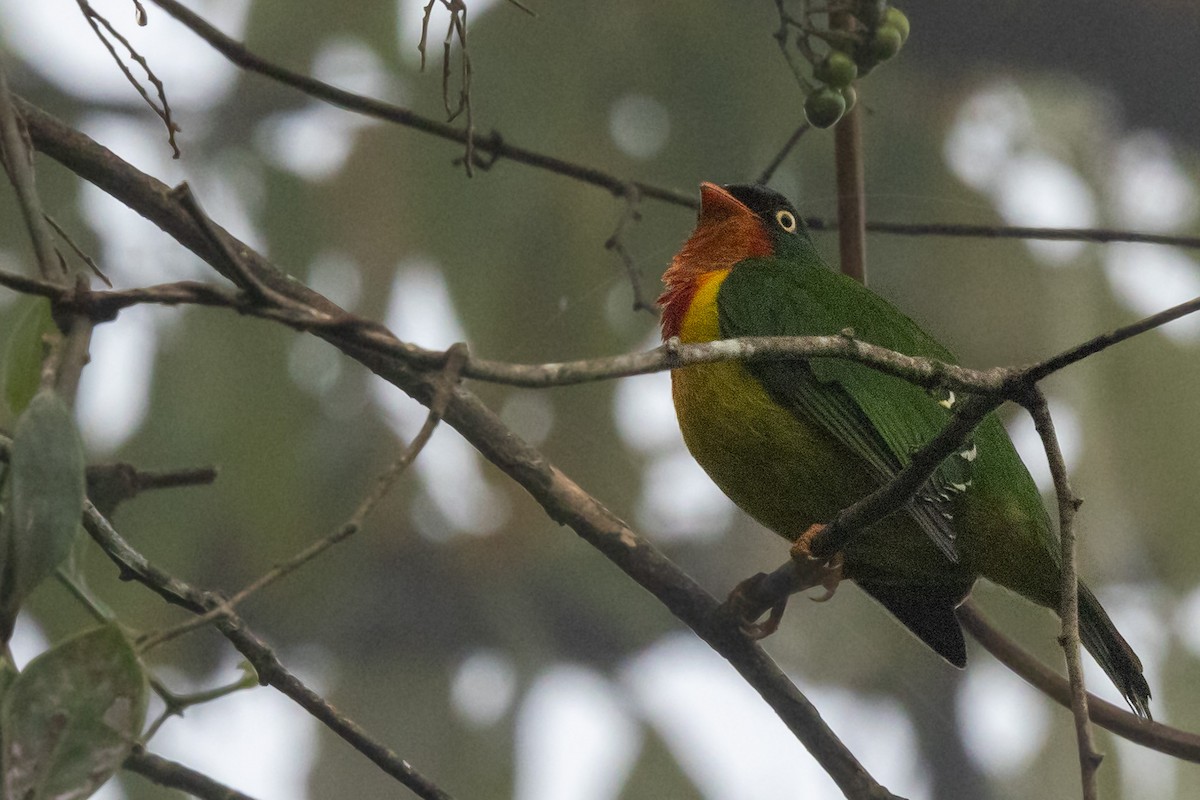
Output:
[717, 255, 975, 561]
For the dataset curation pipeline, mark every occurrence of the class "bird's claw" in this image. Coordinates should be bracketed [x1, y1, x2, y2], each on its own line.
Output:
[723, 572, 790, 640]
[740, 598, 788, 640]
[789, 524, 845, 602]
[807, 553, 844, 603]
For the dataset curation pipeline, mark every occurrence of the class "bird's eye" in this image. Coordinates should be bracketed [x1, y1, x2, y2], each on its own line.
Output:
[775, 209, 798, 233]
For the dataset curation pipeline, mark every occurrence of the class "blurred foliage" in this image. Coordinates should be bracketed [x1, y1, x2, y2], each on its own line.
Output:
[1, 0, 1199, 798]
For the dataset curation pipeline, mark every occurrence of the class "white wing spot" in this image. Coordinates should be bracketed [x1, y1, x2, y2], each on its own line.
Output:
[939, 390, 957, 409]
[959, 444, 978, 462]
[950, 481, 971, 492]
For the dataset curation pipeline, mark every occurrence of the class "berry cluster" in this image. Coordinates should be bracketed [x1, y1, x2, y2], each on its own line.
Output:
[802, 5, 910, 129]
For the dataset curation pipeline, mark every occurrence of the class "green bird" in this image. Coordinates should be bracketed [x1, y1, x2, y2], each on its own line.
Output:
[659, 182, 1151, 717]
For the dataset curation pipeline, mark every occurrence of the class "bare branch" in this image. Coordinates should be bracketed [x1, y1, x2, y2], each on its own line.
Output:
[604, 184, 656, 313]
[848, 218, 1200, 250]
[43, 213, 112, 287]
[1022, 389, 1101, 797]
[86, 461, 217, 518]
[74, 495, 459, 800]
[136, 344, 468, 652]
[125, 749, 260, 800]
[959, 601, 1200, 762]
[756, 120, 811, 185]
[0, 66, 63, 284]
[0, 64, 94, 404]
[75, 0, 180, 157]
[0, 453, 464, 797]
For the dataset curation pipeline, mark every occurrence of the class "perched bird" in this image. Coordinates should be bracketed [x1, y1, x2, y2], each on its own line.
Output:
[659, 182, 1151, 718]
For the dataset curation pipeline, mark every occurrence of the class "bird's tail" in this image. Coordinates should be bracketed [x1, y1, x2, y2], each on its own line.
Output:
[1078, 582, 1152, 719]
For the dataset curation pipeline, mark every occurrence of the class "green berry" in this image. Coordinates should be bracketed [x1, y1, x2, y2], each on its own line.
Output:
[814, 50, 858, 89]
[804, 87, 847, 129]
[840, 85, 858, 113]
[885, 7, 910, 44]
[868, 25, 903, 62]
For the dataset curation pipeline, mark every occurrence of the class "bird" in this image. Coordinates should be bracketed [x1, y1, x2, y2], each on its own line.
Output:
[659, 181, 1152, 718]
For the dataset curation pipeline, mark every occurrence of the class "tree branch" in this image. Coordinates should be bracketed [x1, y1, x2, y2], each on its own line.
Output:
[1022, 389, 1100, 798]
[958, 601, 1200, 761]
[125, 748, 260, 800]
[76, 495, 459, 800]
[0, 61, 95, 406]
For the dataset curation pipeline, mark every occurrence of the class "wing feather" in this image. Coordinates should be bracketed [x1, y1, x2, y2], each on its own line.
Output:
[717, 257, 973, 561]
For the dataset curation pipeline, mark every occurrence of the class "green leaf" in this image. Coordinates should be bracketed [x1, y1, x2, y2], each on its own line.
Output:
[0, 390, 86, 639]
[3, 298, 56, 418]
[1, 625, 147, 800]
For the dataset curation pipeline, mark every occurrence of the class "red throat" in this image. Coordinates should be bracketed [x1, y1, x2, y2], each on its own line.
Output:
[658, 183, 773, 340]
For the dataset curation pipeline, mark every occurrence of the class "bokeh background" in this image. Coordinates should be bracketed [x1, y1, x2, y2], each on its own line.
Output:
[2, 0, 1200, 797]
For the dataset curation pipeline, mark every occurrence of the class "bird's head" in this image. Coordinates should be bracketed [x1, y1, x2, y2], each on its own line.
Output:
[659, 182, 809, 339]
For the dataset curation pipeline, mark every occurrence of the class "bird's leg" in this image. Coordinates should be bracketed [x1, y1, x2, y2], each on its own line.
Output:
[790, 523, 845, 603]
[722, 524, 846, 640]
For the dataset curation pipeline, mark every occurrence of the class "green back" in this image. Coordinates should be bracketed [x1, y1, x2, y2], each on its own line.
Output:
[716, 235, 989, 562]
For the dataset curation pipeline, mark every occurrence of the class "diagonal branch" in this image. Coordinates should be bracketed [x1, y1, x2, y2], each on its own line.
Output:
[73, 493, 458, 800]
[135, 344, 468, 652]
[124, 749, 260, 800]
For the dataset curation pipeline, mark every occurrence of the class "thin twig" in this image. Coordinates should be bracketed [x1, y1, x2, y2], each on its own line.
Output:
[849, 219, 1200, 249]
[75, 0, 180, 157]
[0, 66, 63, 284]
[70, 494, 459, 800]
[959, 600, 1200, 762]
[172, 182, 292, 307]
[1023, 389, 1101, 797]
[87, 461, 217, 517]
[43, 213, 112, 287]
[756, 120, 812, 185]
[19, 55, 1200, 255]
[604, 184, 655, 313]
[143, 668, 257, 741]
[1028, 294, 1200, 382]
[125, 749, 260, 800]
[137, 344, 468, 652]
[419, 0, 475, 173]
[0, 65, 94, 406]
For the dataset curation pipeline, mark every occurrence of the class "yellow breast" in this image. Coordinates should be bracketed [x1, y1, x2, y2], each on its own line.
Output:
[670, 270, 866, 540]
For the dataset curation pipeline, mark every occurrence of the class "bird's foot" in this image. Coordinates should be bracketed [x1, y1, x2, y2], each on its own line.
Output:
[724, 573, 789, 640]
[720, 527, 846, 640]
[790, 524, 845, 602]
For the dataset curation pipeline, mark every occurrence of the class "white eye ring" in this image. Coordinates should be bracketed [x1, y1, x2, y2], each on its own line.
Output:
[775, 209, 798, 233]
